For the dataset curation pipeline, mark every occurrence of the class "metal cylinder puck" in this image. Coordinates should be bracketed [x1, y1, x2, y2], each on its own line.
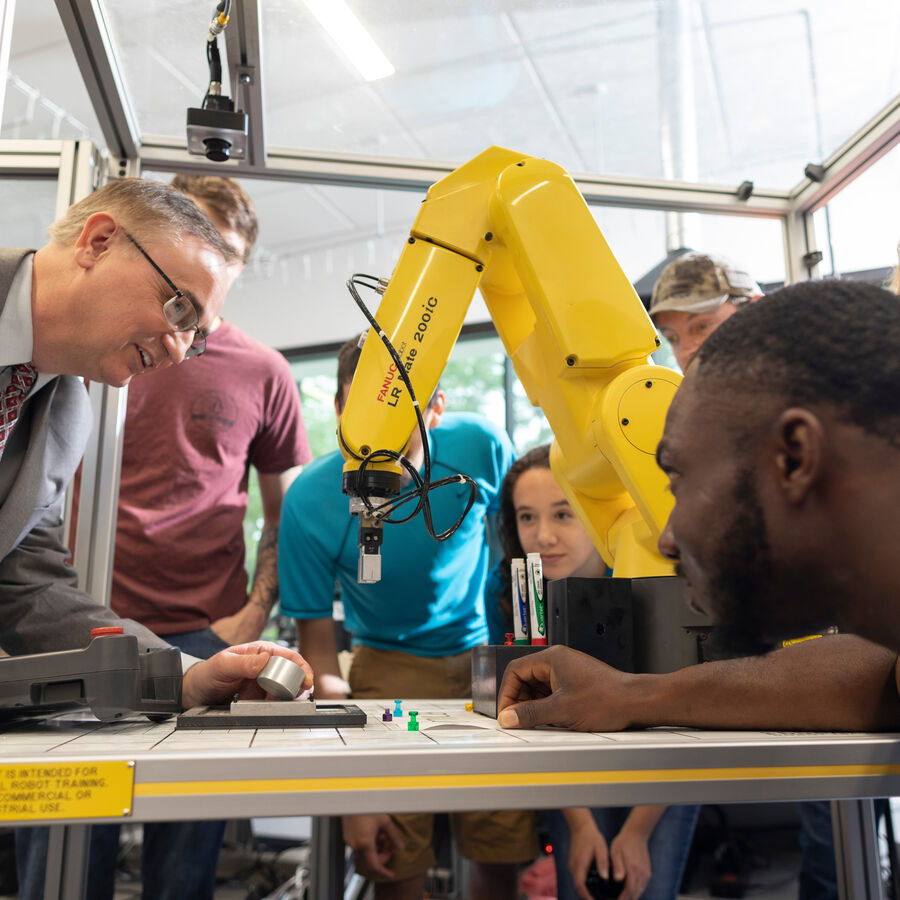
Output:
[257, 655, 305, 700]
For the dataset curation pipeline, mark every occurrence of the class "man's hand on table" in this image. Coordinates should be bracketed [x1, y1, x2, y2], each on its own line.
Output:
[496, 645, 640, 732]
[342, 814, 406, 879]
[181, 641, 314, 709]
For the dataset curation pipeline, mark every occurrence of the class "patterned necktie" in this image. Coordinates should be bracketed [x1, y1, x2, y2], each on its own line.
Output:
[0, 363, 37, 456]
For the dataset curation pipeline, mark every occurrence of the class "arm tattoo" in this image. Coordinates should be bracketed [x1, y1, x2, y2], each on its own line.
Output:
[249, 524, 279, 615]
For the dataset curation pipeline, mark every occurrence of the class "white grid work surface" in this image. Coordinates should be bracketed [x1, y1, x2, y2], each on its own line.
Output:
[0, 700, 898, 825]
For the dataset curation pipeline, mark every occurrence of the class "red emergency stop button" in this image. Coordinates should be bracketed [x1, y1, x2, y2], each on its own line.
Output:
[91, 626, 124, 637]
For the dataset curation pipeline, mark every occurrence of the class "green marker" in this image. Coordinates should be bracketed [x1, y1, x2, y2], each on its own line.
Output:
[526, 553, 546, 645]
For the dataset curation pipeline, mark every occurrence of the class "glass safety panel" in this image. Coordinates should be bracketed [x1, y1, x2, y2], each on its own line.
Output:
[194, 178, 430, 351]
[512, 202, 786, 445]
[3, 0, 103, 143]
[0, 176, 58, 245]
[97, 0, 900, 191]
[812, 145, 900, 282]
[144, 169, 786, 359]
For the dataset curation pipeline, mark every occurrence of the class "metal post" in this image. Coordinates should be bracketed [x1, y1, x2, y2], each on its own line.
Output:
[783, 205, 820, 285]
[658, 0, 699, 253]
[309, 816, 346, 900]
[50, 140, 127, 606]
[71, 380, 128, 603]
[43, 824, 90, 900]
[53, 0, 140, 160]
[224, 0, 267, 168]
[832, 798, 885, 900]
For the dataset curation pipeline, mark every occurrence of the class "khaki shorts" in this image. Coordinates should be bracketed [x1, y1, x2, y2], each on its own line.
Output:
[348, 645, 539, 882]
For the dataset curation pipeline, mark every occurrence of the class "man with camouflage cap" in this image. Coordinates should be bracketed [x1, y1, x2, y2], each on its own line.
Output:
[649, 252, 763, 371]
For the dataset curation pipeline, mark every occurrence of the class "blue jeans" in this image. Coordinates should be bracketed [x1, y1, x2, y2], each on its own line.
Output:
[16, 628, 230, 900]
[546, 804, 700, 900]
[164, 626, 231, 660]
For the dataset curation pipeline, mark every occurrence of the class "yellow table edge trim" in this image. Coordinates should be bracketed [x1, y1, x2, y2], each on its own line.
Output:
[134, 763, 900, 797]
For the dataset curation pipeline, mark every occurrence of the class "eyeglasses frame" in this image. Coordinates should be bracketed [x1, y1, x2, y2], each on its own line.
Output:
[121, 228, 207, 358]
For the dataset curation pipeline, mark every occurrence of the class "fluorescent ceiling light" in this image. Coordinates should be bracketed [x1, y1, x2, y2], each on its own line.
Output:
[305, 0, 396, 82]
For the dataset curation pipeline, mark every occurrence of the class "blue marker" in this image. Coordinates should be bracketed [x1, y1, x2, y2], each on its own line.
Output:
[393, 699, 403, 718]
[510, 558, 529, 645]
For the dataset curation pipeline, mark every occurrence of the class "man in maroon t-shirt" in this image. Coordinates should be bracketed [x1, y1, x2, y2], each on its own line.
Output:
[112, 175, 311, 655]
[102, 176, 311, 900]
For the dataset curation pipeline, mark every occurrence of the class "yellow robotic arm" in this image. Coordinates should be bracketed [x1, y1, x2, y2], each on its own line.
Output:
[339, 146, 680, 582]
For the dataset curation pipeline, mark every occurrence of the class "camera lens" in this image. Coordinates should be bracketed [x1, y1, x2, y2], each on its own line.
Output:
[203, 137, 231, 162]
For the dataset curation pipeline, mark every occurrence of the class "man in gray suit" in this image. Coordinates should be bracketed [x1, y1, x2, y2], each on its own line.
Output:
[0, 176, 313, 697]
[5, 178, 314, 900]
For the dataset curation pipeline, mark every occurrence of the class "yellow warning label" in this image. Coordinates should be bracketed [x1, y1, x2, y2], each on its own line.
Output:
[0, 761, 134, 821]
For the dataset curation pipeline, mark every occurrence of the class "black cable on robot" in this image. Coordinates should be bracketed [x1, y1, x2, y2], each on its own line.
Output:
[346, 274, 478, 542]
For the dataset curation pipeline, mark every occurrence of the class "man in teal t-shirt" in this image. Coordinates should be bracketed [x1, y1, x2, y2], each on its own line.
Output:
[279, 336, 537, 900]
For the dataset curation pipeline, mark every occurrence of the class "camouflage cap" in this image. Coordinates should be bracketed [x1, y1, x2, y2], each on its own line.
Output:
[649, 252, 761, 318]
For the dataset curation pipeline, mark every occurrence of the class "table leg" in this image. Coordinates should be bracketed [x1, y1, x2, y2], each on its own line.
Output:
[832, 799, 885, 900]
[43, 824, 90, 900]
[309, 816, 345, 900]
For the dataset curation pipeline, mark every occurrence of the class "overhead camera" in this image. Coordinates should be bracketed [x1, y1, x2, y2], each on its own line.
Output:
[186, 102, 248, 163]
[186, 0, 248, 163]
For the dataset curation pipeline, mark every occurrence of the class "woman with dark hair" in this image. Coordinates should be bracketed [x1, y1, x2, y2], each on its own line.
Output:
[489, 444, 607, 640]
[490, 445, 697, 900]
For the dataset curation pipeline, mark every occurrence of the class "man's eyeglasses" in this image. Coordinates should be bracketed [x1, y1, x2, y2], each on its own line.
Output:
[121, 229, 207, 358]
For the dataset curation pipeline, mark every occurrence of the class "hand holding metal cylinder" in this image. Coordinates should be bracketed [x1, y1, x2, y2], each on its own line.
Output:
[256, 655, 307, 700]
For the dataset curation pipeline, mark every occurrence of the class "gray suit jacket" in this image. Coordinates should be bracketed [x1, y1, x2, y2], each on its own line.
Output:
[0, 248, 168, 655]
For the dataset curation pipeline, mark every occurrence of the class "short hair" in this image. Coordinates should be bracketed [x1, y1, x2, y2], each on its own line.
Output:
[336, 333, 366, 407]
[48, 178, 239, 264]
[695, 280, 900, 447]
[170, 174, 258, 262]
[335, 332, 441, 411]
